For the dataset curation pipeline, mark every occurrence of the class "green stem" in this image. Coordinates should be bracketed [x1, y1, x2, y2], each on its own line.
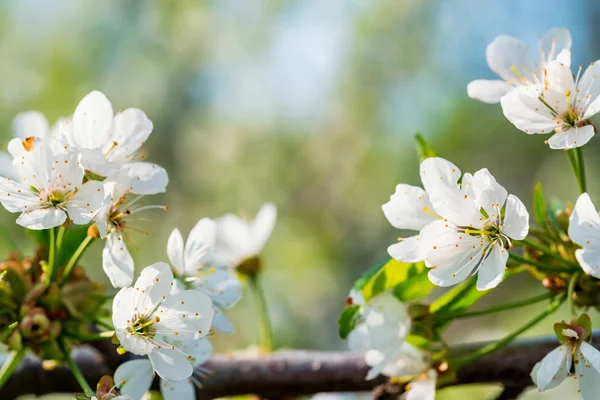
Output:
[56, 226, 66, 253]
[0, 349, 25, 390]
[94, 319, 114, 331]
[436, 292, 554, 321]
[508, 253, 575, 273]
[45, 227, 56, 285]
[517, 239, 579, 268]
[568, 272, 581, 317]
[576, 147, 587, 193]
[59, 236, 94, 286]
[61, 341, 94, 396]
[248, 274, 274, 351]
[452, 294, 566, 369]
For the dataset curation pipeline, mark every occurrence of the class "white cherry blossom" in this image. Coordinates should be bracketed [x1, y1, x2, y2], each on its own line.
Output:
[112, 262, 213, 381]
[215, 203, 277, 268]
[60, 90, 168, 194]
[168, 218, 242, 334]
[568, 193, 600, 278]
[385, 158, 529, 290]
[95, 169, 167, 288]
[401, 369, 437, 400]
[468, 28, 571, 103]
[0, 137, 104, 230]
[531, 329, 600, 399]
[115, 338, 211, 400]
[501, 60, 600, 149]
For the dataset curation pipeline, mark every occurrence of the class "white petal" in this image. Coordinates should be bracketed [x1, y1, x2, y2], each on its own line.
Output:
[419, 157, 461, 195]
[167, 228, 185, 275]
[502, 194, 529, 240]
[155, 290, 213, 340]
[539, 28, 572, 65]
[547, 125, 595, 150]
[0, 177, 38, 212]
[183, 218, 217, 273]
[112, 288, 155, 355]
[103, 233, 135, 288]
[403, 375, 436, 400]
[250, 203, 277, 255]
[178, 337, 213, 365]
[12, 111, 49, 140]
[500, 85, 557, 134]
[364, 347, 403, 380]
[196, 267, 242, 309]
[486, 35, 532, 83]
[160, 379, 195, 400]
[114, 359, 153, 400]
[79, 148, 118, 177]
[108, 108, 153, 163]
[580, 342, 600, 372]
[148, 347, 193, 381]
[471, 168, 508, 218]
[382, 184, 436, 231]
[569, 193, 600, 246]
[126, 162, 169, 195]
[577, 61, 600, 116]
[583, 95, 600, 120]
[215, 214, 253, 263]
[210, 306, 235, 334]
[66, 180, 105, 224]
[134, 262, 175, 305]
[575, 248, 600, 279]
[0, 152, 19, 181]
[545, 60, 575, 94]
[71, 91, 114, 150]
[466, 79, 510, 104]
[577, 344, 600, 400]
[476, 245, 508, 291]
[531, 344, 570, 391]
[17, 208, 67, 230]
[388, 235, 422, 262]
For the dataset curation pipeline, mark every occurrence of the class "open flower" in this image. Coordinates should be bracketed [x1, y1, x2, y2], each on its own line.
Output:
[531, 315, 600, 399]
[385, 158, 529, 290]
[168, 218, 242, 334]
[402, 369, 437, 400]
[501, 60, 600, 149]
[347, 291, 415, 380]
[115, 338, 212, 400]
[468, 28, 571, 103]
[568, 193, 600, 278]
[95, 170, 167, 288]
[0, 137, 105, 229]
[112, 262, 213, 381]
[215, 203, 277, 273]
[61, 90, 168, 194]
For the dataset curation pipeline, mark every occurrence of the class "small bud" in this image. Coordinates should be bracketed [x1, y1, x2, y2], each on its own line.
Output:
[87, 223, 100, 239]
[117, 345, 127, 355]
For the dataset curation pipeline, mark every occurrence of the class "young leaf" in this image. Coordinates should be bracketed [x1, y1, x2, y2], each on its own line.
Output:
[533, 182, 548, 230]
[392, 273, 435, 302]
[362, 260, 428, 302]
[415, 133, 437, 162]
[338, 304, 361, 339]
[352, 257, 390, 292]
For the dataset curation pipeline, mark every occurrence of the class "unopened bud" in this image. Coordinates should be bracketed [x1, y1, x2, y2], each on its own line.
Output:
[87, 223, 100, 238]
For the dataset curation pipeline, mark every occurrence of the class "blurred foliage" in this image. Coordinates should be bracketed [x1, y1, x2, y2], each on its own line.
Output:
[2, 6, 600, 399]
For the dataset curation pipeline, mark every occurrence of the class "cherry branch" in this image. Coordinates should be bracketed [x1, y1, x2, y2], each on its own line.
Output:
[2, 332, 599, 399]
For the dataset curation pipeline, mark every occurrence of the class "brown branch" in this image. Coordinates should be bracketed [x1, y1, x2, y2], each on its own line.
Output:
[1, 333, 598, 400]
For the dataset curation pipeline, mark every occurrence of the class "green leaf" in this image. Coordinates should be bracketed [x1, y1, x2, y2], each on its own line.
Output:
[392, 273, 435, 302]
[415, 133, 437, 162]
[352, 257, 390, 292]
[338, 304, 362, 339]
[533, 182, 548, 230]
[437, 384, 503, 400]
[362, 260, 428, 302]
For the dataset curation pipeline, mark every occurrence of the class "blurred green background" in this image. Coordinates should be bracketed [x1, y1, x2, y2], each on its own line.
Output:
[2, 0, 600, 398]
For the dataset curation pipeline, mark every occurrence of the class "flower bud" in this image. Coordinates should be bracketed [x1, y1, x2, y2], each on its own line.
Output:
[88, 223, 100, 239]
[20, 307, 51, 340]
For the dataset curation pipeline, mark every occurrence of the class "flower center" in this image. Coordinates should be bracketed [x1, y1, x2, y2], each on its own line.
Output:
[128, 314, 159, 338]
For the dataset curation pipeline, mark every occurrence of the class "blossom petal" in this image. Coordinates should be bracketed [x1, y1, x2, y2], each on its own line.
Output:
[0, 177, 38, 212]
[196, 267, 242, 309]
[126, 162, 169, 195]
[382, 184, 436, 231]
[500, 85, 557, 134]
[575, 248, 600, 279]
[569, 193, 600, 246]
[160, 379, 195, 400]
[539, 28, 572, 66]
[183, 218, 217, 273]
[71, 91, 114, 149]
[109, 108, 153, 163]
[466, 79, 510, 104]
[12, 111, 49, 140]
[404, 373, 436, 400]
[134, 262, 174, 305]
[178, 337, 213, 365]
[215, 215, 253, 264]
[476, 245, 508, 291]
[114, 359, 153, 400]
[103, 233, 135, 288]
[545, 60, 575, 95]
[502, 194, 529, 240]
[112, 287, 155, 355]
[211, 307, 235, 334]
[547, 125, 595, 150]
[0, 152, 19, 181]
[66, 180, 104, 224]
[154, 290, 213, 340]
[167, 228, 185, 275]
[577, 61, 600, 117]
[576, 344, 600, 399]
[531, 344, 569, 391]
[419, 157, 461, 195]
[388, 235, 422, 262]
[148, 347, 193, 381]
[486, 35, 532, 83]
[471, 168, 508, 218]
[16, 208, 67, 230]
[250, 203, 277, 255]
